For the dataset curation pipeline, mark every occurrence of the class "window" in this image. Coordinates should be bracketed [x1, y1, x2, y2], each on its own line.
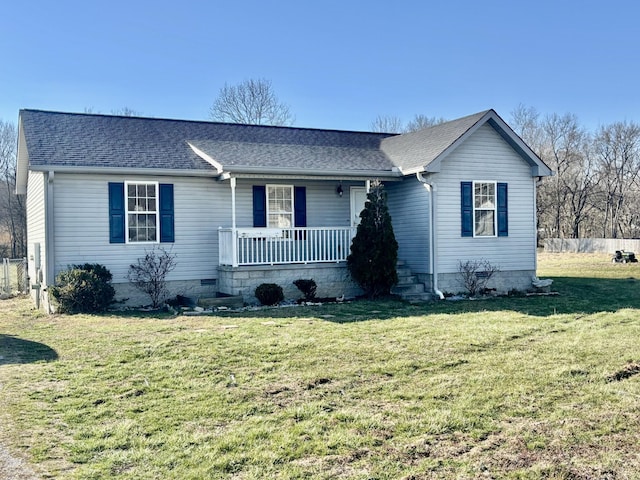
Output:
[461, 181, 507, 238]
[267, 185, 293, 228]
[109, 182, 174, 244]
[126, 182, 158, 242]
[474, 182, 496, 237]
[253, 185, 306, 229]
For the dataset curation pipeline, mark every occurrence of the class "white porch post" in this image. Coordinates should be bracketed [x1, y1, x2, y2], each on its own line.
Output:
[365, 179, 371, 193]
[230, 177, 238, 267]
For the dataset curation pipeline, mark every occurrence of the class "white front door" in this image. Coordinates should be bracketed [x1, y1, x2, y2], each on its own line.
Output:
[350, 187, 368, 227]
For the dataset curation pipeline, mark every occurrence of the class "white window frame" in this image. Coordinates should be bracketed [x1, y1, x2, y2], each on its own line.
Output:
[473, 181, 497, 238]
[125, 181, 159, 243]
[266, 184, 294, 230]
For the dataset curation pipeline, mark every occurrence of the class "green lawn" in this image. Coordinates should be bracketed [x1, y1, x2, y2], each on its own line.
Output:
[1, 253, 640, 479]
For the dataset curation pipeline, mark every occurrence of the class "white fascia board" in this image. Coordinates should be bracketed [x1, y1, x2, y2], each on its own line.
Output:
[223, 165, 401, 178]
[15, 118, 29, 194]
[187, 142, 223, 173]
[27, 165, 221, 177]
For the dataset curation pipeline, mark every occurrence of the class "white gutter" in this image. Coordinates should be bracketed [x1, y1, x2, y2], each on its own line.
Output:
[28, 165, 220, 177]
[221, 165, 402, 178]
[28, 164, 402, 180]
[416, 172, 445, 300]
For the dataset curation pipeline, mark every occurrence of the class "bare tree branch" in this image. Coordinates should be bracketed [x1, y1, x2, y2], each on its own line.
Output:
[369, 115, 404, 133]
[209, 79, 294, 126]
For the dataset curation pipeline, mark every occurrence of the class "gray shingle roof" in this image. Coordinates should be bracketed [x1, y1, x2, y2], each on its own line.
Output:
[19, 110, 395, 173]
[19, 108, 549, 180]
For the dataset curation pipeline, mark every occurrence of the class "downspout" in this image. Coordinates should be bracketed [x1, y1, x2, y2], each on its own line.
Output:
[416, 172, 445, 300]
[45, 171, 55, 313]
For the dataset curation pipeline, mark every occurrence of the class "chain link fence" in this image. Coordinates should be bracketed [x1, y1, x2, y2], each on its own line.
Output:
[1, 258, 28, 296]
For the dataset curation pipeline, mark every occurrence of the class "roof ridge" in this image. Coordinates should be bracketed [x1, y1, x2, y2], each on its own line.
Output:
[19, 109, 394, 137]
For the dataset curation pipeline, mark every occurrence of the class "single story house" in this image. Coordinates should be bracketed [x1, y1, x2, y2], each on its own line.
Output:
[16, 109, 552, 311]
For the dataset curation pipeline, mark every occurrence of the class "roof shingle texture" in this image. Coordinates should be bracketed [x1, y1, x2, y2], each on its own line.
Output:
[20, 110, 397, 172]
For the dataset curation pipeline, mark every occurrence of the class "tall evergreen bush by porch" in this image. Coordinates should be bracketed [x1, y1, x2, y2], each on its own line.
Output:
[347, 181, 398, 298]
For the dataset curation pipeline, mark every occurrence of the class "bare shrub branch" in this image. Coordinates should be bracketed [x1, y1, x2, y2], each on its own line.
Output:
[458, 259, 500, 296]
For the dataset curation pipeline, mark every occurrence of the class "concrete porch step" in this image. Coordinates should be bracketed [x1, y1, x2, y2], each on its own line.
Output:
[394, 260, 431, 302]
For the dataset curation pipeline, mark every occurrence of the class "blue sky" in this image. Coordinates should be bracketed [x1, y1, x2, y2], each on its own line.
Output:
[2, 0, 640, 132]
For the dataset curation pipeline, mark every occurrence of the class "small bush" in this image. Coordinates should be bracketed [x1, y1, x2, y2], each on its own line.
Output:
[293, 279, 317, 301]
[128, 246, 177, 309]
[50, 264, 115, 314]
[458, 259, 500, 296]
[255, 283, 284, 306]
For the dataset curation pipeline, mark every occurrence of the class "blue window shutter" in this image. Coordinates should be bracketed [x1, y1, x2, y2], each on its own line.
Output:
[159, 184, 175, 242]
[461, 181, 473, 237]
[253, 185, 266, 227]
[294, 186, 307, 227]
[108, 182, 125, 243]
[497, 182, 508, 237]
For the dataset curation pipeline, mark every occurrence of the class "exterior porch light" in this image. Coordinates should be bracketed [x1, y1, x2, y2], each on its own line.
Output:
[336, 182, 343, 197]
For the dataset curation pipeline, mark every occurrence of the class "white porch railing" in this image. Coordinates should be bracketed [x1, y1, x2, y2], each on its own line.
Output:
[219, 227, 357, 266]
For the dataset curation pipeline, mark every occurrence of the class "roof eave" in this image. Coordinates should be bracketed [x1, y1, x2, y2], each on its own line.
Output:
[15, 117, 29, 194]
[221, 165, 402, 178]
[28, 165, 221, 177]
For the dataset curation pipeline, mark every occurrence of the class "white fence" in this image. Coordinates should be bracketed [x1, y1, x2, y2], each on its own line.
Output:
[544, 238, 640, 253]
[219, 227, 357, 267]
[1, 258, 28, 295]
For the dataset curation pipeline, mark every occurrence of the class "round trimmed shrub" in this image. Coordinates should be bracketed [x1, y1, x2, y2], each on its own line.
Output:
[255, 283, 284, 306]
[50, 264, 115, 314]
[293, 279, 317, 301]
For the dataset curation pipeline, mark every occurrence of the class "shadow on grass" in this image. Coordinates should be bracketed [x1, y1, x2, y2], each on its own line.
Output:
[0, 335, 58, 364]
[212, 276, 640, 322]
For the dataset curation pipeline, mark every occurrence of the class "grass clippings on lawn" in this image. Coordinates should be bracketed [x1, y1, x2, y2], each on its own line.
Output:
[0, 253, 639, 479]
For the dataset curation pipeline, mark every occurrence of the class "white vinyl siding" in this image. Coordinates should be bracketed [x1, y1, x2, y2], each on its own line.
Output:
[436, 123, 535, 273]
[53, 173, 230, 283]
[26, 171, 46, 296]
[386, 177, 431, 274]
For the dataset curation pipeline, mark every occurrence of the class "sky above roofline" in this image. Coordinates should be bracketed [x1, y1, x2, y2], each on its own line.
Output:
[3, 1, 640, 133]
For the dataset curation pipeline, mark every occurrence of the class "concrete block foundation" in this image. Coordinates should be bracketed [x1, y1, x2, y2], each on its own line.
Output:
[218, 263, 362, 304]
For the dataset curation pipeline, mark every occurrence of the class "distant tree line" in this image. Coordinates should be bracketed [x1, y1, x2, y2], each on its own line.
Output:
[0, 120, 26, 257]
[510, 105, 640, 239]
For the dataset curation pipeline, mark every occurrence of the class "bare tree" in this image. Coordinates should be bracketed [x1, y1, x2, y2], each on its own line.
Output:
[510, 104, 544, 154]
[370, 115, 404, 133]
[0, 120, 26, 257]
[511, 106, 597, 239]
[83, 107, 141, 116]
[111, 107, 141, 117]
[593, 121, 640, 238]
[209, 78, 294, 126]
[405, 114, 446, 132]
[370, 114, 446, 134]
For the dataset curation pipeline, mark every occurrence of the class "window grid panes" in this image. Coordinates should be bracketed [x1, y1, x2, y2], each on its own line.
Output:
[267, 185, 293, 229]
[474, 182, 496, 237]
[126, 182, 158, 242]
